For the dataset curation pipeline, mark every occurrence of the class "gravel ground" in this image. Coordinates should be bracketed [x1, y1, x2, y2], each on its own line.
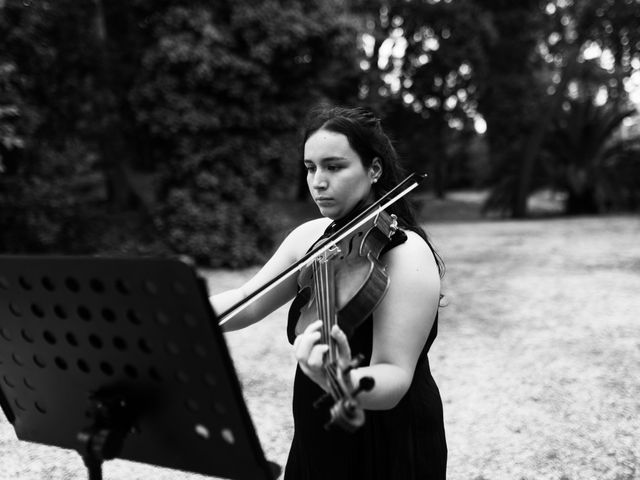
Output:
[1, 215, 639, 479]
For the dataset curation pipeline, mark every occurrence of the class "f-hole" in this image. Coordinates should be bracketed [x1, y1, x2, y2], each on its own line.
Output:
[341, 232, 363, 259]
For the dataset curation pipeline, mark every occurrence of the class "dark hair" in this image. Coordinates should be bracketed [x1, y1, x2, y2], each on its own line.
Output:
[302, 105, 445, 277]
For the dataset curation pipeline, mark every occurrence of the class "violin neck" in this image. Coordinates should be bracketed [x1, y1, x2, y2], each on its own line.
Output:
[312, 253, 341, 366]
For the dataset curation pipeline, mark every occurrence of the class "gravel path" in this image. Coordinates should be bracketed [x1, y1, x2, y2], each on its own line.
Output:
[1, 215, 639, 479]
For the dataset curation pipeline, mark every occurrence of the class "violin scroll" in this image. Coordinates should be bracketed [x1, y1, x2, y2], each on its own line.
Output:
[327, 376, 375, 432]
[314, 353, 376, 432]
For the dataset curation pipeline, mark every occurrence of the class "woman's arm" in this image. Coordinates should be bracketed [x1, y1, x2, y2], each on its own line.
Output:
[295, 230, 441, 410]
[210, 218, 331, 331]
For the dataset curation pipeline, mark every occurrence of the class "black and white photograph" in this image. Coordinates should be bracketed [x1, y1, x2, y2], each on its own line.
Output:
[1, 1, 639, 479]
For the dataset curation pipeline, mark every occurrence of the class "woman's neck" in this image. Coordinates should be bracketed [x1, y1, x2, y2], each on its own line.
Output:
[326, 195, 375, 234]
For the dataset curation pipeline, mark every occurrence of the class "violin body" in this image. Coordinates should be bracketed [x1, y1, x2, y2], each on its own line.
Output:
[292, 210, 399, 340]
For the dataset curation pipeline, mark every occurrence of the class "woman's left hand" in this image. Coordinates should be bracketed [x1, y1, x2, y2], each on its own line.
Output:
[294, 320, 353, 391]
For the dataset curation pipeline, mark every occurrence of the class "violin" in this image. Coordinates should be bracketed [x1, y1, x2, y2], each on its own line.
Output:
[290, 207, 399, 432]
[294, 208, 399, 338]
[217, 173, 427, 431]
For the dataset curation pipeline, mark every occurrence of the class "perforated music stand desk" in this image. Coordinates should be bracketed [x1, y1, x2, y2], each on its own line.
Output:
[0, 256, 279, 480]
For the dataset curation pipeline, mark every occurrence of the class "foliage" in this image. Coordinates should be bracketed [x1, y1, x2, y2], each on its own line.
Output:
[0, 62, 25, 173]
[543, 93, 640, 213]
[0, 0, 360, 266]
[480, 0, 640, 216]
[130, 0, 360, 267]
[0, 1, 85, 252]
[1, 139, 98, 251]
[354, 0, 495, 197]
[0, 0, 152, 254]
[3, 0, 640, 265]
[473, 0, 546, 216]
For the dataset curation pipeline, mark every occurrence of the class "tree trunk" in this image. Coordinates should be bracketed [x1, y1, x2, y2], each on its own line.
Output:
[430, 118, 447, 199]
[512, 47, 580, 218]
[93, 0, 136, 211]
[512, 0, 594, 218]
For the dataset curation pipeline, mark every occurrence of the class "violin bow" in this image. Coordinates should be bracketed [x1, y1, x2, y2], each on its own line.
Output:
[217, 172, 427, 326]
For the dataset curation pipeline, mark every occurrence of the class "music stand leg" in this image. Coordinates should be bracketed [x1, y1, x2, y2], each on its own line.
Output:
[76, 390, 136, 480]
[81, 453, 103, 480]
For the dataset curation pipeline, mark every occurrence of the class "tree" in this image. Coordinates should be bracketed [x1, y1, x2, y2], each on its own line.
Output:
[473, 0, 545, 217]
[480, 0, 640, 216]
[130, 0, 361, 266]
[1, 0, 362, 265]
[543, 88, 640, 214]
[354, 0, 494, 198]
[0, 0, 162, 254]
[0, 61, 26, 176]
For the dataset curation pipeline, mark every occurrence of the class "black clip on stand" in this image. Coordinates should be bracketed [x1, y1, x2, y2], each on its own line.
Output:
[0, 256, 280, 480]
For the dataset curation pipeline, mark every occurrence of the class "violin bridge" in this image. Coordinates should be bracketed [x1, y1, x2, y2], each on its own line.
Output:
[324, 244, 341, 261]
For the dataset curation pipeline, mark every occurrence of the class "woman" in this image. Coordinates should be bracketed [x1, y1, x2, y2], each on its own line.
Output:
[210, 106, 447, 479]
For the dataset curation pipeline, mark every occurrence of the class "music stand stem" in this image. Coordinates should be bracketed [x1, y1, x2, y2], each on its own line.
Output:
[82, 454, 103, 480]
[77, 390, 136, 480]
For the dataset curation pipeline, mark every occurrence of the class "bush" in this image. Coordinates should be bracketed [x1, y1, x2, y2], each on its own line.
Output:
[130, 1, 358, 267]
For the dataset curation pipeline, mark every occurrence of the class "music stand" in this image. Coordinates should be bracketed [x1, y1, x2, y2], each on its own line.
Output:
[0, 255, 280, 480]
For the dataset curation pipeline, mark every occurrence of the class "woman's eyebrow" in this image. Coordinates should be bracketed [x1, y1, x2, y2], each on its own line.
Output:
[303, 156, 349, 163]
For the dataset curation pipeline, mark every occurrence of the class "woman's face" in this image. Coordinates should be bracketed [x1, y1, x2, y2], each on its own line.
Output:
[304, 129, 379, 220]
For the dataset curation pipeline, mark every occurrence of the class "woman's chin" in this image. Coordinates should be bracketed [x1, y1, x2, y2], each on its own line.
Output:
[316, 205, 339, 219]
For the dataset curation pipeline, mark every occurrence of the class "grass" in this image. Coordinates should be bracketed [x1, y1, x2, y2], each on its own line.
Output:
[1, 192, 639, 480]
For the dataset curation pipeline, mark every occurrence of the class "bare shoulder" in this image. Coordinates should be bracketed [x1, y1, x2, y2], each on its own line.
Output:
[290, 217, 332, 237]
[383, 229, 440, 289]
[284, 217, 333, 259]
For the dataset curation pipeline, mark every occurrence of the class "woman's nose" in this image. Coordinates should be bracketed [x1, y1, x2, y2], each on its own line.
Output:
[312, 171, 328, 190]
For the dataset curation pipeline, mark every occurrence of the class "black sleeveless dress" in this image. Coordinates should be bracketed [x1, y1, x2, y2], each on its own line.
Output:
[283, 221, 447, 480]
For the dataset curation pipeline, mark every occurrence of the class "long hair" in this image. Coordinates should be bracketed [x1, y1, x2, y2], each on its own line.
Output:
[302, 105, 445, 277]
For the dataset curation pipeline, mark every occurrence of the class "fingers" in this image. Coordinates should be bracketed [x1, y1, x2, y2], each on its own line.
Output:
[294, 320, 328, 387]
[294, 320, 323, 361]
[294, 322, 351, 361]
[294, 321, 354, 391]
[331, 324, 352, 366]
[307, 344, 329, 370]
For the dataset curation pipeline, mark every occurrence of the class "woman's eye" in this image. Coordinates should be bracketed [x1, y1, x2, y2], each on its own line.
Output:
[327, 165, 341, 171]
[305, 165, 316, 172]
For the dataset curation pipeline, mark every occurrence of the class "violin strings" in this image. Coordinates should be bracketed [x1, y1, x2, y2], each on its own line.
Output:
[327, 262, 346, 400]
[322, 259, 330, 363]
[328, 259, 339, 366]
[325, 363, 343, 399]
[327, 253, 338, 366]
[315, 258, 326, 348]
[313, 255, 344, 400]
[313, 257, 329, 362]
